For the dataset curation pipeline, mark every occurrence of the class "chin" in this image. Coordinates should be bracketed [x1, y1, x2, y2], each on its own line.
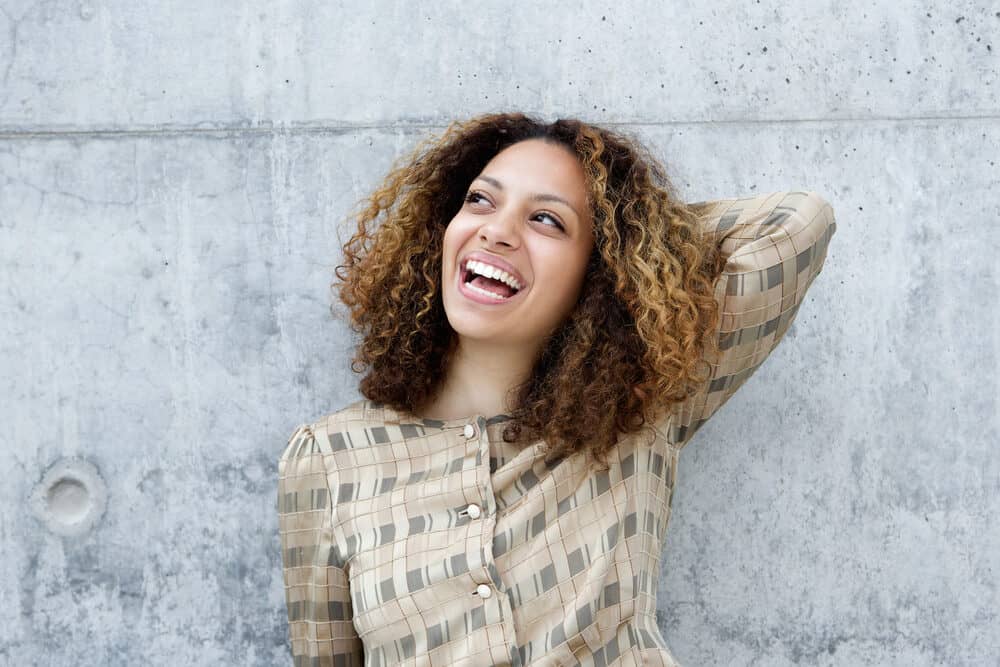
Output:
[445, 314, 505, 341]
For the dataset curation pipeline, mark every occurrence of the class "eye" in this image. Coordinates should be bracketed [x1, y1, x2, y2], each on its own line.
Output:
[533, 211, 565, 231]
[464, 190, 490, 206]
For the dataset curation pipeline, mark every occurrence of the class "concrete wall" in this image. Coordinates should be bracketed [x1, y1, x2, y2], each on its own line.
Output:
[2, 1, 996, 665]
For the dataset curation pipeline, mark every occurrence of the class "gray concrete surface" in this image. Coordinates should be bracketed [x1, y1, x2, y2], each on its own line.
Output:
[1, 1, 997, 665]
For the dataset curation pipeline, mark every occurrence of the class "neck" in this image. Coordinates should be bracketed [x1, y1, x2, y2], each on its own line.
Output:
[419, 336, 540, 420]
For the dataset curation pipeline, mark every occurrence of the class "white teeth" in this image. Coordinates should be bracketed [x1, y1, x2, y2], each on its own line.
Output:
[466, 260, 523, 291]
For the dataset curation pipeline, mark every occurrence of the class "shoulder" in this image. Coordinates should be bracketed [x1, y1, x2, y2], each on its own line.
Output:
[280, 397, 411, 463]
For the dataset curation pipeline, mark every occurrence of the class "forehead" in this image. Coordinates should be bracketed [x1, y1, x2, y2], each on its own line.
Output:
[481, 140, 588, 195]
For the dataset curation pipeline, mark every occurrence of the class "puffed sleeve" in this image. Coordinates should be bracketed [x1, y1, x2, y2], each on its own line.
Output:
[277, 423, 365, 666]
[666, 190, 838, 448]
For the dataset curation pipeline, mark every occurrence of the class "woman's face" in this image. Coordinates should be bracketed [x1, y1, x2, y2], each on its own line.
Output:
[441, 138, 595, 353]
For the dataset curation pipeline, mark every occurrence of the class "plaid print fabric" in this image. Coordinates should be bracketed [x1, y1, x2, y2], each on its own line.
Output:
[277, 191, 837, 666]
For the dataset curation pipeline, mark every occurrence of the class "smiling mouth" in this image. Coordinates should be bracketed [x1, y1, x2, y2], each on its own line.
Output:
[460, 260, 523, 301]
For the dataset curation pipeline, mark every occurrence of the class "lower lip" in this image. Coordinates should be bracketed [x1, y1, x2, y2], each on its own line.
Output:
[456, 267, 525, 306]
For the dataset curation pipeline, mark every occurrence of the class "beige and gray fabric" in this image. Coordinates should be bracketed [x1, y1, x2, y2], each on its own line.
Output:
[276, 191, 837, 666]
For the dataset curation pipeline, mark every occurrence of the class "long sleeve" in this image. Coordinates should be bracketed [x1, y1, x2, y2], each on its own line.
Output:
[665, 190, 838, 448]
[277, 424, 365, 667]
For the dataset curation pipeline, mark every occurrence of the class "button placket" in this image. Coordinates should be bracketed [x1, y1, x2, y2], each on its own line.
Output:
[463, 417, 497, 601]
[465, 417, 520, 655]
[462, 418, 491, 599]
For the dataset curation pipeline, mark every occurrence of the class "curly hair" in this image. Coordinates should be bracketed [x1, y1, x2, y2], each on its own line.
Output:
[334, 112, 726, 470]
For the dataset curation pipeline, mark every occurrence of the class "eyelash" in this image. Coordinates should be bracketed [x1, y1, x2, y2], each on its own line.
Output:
[464, 191, 492, 208]
[464, 190, 565, 231]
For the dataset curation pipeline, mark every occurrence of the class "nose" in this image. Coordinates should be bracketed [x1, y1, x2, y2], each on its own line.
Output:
[478, 208, 521, 249]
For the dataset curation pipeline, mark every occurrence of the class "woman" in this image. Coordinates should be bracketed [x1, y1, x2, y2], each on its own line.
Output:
[276, 112, 837, 666]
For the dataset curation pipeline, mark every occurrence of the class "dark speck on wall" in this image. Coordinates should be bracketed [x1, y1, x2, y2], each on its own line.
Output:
[294, 369, 311, 388]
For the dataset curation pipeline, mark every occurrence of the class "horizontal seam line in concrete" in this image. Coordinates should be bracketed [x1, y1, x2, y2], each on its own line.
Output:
[1, 113, 998, 139]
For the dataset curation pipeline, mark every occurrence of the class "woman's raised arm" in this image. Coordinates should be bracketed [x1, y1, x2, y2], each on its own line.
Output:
[663, 190, 838, 449]
[277, 424, 365, 666]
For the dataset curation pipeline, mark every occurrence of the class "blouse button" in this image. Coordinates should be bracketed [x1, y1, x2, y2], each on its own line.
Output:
[476, 584, 492, 599]
[463, 423, 476, 439]
[466, 503, 482, 519]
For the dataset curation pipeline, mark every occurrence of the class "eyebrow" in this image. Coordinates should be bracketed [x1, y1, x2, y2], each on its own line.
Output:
[473, 175, 582, 220]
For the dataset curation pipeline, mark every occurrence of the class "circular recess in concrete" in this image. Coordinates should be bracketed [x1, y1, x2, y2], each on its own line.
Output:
[31, 458, 107, 537]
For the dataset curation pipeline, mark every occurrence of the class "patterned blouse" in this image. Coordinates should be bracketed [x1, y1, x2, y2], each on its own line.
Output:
[277, 191, 837, 666]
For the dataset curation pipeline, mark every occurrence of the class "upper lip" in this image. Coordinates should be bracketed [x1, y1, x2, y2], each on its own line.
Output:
[460, 251, 527, 289]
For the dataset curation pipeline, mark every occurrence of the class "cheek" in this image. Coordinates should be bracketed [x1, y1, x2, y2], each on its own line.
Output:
[537, 261, 588, 306]
[567, 266, 589, 300]
[443, 213, 470, 243]
[441, 218, 472, 277]
[441, 220, 461, 259]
